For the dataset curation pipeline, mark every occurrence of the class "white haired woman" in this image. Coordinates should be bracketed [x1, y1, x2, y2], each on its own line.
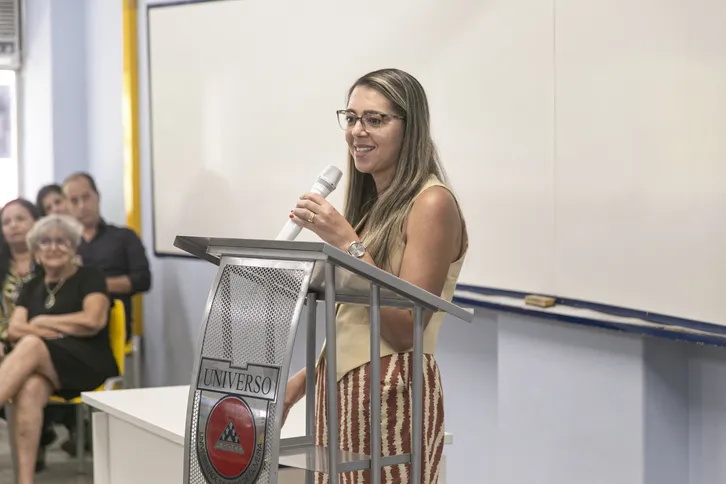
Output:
[0, 214, 119, 484]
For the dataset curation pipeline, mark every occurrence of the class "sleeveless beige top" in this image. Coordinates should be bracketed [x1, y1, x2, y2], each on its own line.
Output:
[325, 175, 469, 382]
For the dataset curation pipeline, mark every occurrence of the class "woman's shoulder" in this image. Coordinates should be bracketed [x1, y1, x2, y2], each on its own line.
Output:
[13, 272, 43, 309]
[411, 176, 456, 207]
[415, 175, 454, 196]
[22, 272, 44, 290]
[412, 183, 460, 219]
[408, 178, 467, 260]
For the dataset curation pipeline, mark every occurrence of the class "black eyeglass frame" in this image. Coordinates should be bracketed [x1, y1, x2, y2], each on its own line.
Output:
[336, 109, 406, 130]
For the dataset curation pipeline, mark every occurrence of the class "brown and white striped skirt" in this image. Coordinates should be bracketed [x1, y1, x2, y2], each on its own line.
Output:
[313, 353, 445, 484]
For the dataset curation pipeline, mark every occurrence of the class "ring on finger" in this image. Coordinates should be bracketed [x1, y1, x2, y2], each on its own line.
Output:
[307, 212, 316, 224]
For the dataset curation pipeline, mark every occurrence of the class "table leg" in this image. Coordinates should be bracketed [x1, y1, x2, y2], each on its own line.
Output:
[92, 411, 111, 484]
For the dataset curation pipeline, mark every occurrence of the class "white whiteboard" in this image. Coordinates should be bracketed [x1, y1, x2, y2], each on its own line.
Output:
[146, 0, 726, 325]
[553, 0, 726, 324]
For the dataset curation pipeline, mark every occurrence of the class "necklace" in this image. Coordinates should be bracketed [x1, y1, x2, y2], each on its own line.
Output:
[44, 278, 66, 309]
[10, 257, 31, 278]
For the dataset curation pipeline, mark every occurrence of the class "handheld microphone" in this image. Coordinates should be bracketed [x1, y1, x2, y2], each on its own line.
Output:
[276, 165, 344, 241]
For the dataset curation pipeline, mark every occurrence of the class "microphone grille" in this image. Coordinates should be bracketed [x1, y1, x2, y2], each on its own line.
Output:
[319, 165, 343, 188]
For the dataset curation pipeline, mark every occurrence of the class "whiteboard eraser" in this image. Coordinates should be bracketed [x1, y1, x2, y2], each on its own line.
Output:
[524, 295, 556, 308]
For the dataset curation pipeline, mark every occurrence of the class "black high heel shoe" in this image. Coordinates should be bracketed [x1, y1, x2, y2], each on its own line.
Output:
[35, 446, 47, 473]
[40, 424, 57, 447]
[35, 422, 56, 473]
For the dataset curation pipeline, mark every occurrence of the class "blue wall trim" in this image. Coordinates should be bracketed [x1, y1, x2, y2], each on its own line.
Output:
[454, 286, 726, 348]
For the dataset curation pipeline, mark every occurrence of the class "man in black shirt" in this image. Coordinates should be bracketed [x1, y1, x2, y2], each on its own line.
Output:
[62, 173, 152, 340]
[57, 172, 152, 455]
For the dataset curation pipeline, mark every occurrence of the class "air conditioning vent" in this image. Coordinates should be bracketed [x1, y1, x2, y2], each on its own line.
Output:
[0, 0, 20, 70]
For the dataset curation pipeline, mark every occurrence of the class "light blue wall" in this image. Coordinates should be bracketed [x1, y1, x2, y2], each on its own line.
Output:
[21, 0, 89, 196]
[20, 0, 125, 224]
[85, 0, 125, 225]
[50, 0, 88, 182]
[20, 0, 57, 195]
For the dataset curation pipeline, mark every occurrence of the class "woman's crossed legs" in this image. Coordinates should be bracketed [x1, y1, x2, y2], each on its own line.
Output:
[0, 335, 61, 484]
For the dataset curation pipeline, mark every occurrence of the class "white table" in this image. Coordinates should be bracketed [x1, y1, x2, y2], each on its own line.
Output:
[83, 386, 450, 483]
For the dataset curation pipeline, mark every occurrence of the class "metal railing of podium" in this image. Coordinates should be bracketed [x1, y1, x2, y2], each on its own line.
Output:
[175, 236, 473, 484]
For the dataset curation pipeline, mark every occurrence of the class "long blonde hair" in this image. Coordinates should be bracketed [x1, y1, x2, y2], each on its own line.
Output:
[343, 68, 449, 269]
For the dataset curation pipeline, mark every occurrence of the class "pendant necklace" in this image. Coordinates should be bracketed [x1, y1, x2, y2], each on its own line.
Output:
[44, 278, 66, 309]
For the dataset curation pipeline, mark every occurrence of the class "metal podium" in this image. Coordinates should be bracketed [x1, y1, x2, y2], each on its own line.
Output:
[175, 236, 473, 484]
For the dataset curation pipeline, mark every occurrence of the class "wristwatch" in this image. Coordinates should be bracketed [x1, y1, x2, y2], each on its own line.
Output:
[347, 241, 366, 258]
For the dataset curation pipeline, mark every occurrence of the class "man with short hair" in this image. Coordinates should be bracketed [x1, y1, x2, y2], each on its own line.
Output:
[60, 172, 152, 455]
[62, 172, 151, 338]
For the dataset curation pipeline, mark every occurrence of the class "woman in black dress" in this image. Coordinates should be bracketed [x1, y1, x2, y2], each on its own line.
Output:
[0, 214, 118, 484]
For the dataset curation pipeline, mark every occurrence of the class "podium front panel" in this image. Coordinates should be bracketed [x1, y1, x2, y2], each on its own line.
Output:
[185, 257, 314, 484]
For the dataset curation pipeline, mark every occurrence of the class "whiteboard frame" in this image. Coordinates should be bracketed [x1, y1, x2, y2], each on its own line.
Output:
[142, 0, 214, 259]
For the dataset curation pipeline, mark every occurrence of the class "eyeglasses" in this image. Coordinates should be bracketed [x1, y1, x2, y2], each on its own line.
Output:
[336, 110, 405, 131]
[38, 237, 71, 250]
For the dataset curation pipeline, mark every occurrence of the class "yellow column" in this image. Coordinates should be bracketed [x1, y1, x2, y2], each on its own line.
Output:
[122, 0, 143, 338]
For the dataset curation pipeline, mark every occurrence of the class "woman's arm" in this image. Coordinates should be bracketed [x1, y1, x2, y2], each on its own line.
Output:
[359, 188, 462, 351]
[8, 307, 63, 342]
[282, 368, 307, 426]
[293, 186, 463, 352]
[30, 293, 109, 337]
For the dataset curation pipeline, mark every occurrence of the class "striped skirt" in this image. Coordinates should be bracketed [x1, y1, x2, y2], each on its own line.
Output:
[314, 353, 445, 484]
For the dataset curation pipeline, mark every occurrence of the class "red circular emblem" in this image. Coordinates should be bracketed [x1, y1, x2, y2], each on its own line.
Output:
[205, 395, 256, 479]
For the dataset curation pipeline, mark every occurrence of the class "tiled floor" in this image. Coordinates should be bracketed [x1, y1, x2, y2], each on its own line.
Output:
[0, 421, 93, 484]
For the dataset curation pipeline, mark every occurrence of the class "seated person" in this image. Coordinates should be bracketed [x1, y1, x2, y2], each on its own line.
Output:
[0, 198, 57, 472]
[35, 184, 70, 217]
[0, 214, 119, 484]
[63, 173, 151, 341]
[1, 198, 39, 344]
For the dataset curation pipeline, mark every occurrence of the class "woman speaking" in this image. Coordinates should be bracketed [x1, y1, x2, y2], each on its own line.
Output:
[284, 68, 468, 484]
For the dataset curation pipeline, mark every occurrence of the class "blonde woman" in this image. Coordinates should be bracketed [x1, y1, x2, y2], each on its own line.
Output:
[0, 215, 118, 484]
[284, 68, 468, 484]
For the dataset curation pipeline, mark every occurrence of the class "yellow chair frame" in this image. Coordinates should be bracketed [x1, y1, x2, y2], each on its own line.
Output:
[5, 300, 127, 476]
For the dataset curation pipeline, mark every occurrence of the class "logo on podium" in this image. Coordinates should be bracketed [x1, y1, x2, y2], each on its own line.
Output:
[195, 358, 281, 484]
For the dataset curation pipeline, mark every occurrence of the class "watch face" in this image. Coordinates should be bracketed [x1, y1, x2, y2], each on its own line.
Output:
[348, 242, 366, 258]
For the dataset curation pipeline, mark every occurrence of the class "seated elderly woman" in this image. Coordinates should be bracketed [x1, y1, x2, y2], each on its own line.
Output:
[0, 214, 119, 484]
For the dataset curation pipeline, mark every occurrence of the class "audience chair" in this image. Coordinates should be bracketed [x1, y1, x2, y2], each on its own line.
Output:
[124, 294, 144, 388]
